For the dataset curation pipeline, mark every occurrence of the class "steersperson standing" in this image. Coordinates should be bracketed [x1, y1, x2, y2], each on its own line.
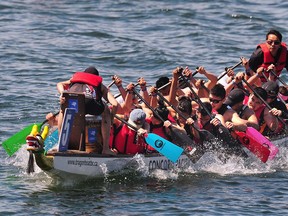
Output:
[246, 29, 288, 83]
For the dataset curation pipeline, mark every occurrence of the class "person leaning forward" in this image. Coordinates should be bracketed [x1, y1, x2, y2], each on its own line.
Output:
[224, 88, 259, 130]
[247, 29, 288, 82]
[57, 66, 126, 156]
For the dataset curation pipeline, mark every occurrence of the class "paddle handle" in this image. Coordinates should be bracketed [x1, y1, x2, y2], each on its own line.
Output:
[108, 80, 116, 88]
[268, 69, 287, 87]
[217, 61, 242, 81]
[41, 111, 60, 127]
[242, 78, 287, 127]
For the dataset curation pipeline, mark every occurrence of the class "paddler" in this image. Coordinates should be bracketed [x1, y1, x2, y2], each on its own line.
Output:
[209, 84, 247, 132]
[247, 87, 279, 137]
[224, 88, 259, 130]
[246, 29, 288, 83]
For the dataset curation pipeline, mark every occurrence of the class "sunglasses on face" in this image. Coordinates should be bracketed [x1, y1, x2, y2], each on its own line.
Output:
[267, 40, 281, 45]
[209, 98, 222, 104]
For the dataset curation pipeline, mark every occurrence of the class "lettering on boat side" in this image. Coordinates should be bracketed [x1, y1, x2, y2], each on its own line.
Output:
[154, 139, 164, 150]
[148, 157, 191, 171]
[67, 159, 98, 167]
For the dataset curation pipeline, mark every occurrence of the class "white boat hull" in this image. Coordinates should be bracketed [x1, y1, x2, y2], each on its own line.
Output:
[48, 152, 192, 178]
[34, 135, 287, 179]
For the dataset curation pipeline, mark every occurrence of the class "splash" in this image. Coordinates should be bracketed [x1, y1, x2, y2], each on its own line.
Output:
[3, 136, 287, 185]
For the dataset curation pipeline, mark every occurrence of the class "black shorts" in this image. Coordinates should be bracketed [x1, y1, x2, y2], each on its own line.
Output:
[85, 98, 105, 116]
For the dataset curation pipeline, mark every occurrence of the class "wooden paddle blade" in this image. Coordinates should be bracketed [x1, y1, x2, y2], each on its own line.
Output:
[2, 123, 42, 156]
[145, 133, 184, 163]
[234, 131, 270, 163]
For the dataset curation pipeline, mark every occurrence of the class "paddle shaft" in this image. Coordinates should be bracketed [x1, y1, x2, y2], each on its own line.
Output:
[217, 61, 242, 81]
[180, 74, 247, 154]
[242, 78, 287, 127]
[181, 75, 214, 120]
[113, 83, 140, 99]
[114, 114, 138, 131]
[154, 89, 200, 131]
[268, 69, 287, 87]
[133, 89, 167, 123]
[42, 111, 59, 127]
[107, 80, 116, 88]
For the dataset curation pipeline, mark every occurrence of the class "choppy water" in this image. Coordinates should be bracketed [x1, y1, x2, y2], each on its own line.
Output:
[1, 0, 288, 215]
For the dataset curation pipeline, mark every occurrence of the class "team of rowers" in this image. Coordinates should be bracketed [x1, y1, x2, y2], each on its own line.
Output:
[48, 29, 287, 158]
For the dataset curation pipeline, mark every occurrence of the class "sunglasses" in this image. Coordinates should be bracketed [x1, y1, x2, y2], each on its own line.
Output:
[209, 98, 222, 104]
[267, 40, 281, 45]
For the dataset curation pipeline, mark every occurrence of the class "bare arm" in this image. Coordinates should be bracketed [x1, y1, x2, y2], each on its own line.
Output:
[57, 79, 71, 93]
[264, 108, 279, 132]
[197, 67, 217, 90]
[243, 109, 259, 130]
[225, 110, 247, 132]
[168, 67, 181, 106]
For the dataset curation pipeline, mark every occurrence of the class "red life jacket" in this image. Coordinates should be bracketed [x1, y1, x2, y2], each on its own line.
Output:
[70, 72, 103, 87]
[109, 124, 146, 154]
[258, 42, 287, 82]
[146, 118, 170, 151]
[69, 72, 103, 100]
[254, 105, 268, 134]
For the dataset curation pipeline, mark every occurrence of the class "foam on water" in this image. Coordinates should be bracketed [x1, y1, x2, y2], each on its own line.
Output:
[5, 136, 287, 186]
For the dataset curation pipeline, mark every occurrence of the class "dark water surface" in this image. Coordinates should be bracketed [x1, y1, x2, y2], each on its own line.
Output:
[1, 0, 288, 215]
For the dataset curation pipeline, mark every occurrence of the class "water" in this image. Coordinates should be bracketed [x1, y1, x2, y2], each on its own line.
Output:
[1, 0, 288, 215]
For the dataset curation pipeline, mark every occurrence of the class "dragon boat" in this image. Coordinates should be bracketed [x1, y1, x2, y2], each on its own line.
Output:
[25, 92, 287, 179]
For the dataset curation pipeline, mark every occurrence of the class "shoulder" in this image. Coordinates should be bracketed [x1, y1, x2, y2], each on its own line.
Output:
[271, 100, 287, 111]
[243, 106, 255, 117]
[250, 46, 264, 60]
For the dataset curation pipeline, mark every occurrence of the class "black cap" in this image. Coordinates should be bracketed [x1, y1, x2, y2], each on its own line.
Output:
[254, 87, 268, 101]
[262, 81, 279, 96]
[224, 89, 245, 107]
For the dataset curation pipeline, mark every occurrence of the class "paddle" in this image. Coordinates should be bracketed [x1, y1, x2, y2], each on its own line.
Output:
[180, 74, 247, 157]
[259, 72, 287, 105]
[153, 88, 216, 142]
[113, 114, 183, 163]
[242, 77, 287, 129]
[217, 61, 243, 81]
[268, 69, 287, 87]
[133, 88, 205, 163]
[2, 112, 59, 156]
